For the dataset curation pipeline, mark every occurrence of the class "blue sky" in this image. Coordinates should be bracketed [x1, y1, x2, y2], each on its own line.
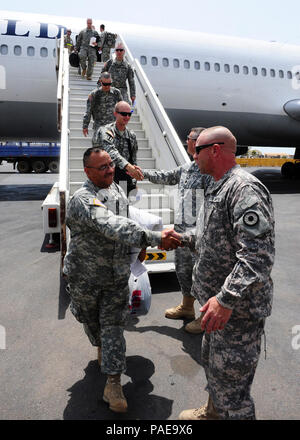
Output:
[4, 0, 300, 153]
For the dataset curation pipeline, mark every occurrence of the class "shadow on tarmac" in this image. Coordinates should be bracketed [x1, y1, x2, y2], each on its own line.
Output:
[249, 168, 300, 194]
[63, 356, 173, 420]
[0, 184, 53, 201]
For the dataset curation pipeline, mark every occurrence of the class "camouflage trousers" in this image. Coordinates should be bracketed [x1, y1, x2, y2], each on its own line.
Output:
[118, 87, 130, 104]
[174, 246, 196, 297]
[101, 47, 111, 62]
[201, 316, 265, 419]
[79, 47, 97, 78]
[67, 275, 130, 375]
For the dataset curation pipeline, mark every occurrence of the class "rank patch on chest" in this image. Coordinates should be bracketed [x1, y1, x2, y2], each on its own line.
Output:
[93, 198, 106, 208]
[243, 211, 259, 227]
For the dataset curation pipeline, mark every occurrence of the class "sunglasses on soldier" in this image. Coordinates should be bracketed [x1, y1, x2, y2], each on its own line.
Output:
[195, 142, 224, 154]
[117, 111, 133, 117]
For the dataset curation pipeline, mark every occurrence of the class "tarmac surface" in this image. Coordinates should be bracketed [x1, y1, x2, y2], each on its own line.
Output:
[0, 163, 299, 421]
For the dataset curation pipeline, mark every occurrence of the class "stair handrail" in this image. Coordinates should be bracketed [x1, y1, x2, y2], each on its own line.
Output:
[57, 30, 70, 265]
[117, 34, 190, 168]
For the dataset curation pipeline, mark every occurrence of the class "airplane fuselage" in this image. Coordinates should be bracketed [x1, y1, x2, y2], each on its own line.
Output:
[1, 11, 300, 146]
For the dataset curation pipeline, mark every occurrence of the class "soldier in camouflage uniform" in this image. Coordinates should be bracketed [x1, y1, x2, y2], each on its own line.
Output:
[76, 18, 99, 80]
[142, 127, 209, 334]
[92, 101, 143, 193]
[82, 72, 122, 137]
[98, 24, 115, 62]
[64, 29, 74, 54]
[173, 127, 275, 420]
[102, 43, 136, 104]
[63, 148, 180, 413]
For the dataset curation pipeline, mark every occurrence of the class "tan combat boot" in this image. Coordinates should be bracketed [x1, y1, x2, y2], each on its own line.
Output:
[103, 374, 128, 413]
[165, 296, 195, 320]
[184, 312, 205, 334]
[179, 396, 219, 420]
[97, 347, 101, 367]
[81, 69, 86, 78]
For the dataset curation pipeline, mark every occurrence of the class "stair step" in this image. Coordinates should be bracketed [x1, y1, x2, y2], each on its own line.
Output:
[69, 145, 152, 159]
[69, 156, 155, 169]
[69, 135, 148, 148]
[69, 115, 140, 128]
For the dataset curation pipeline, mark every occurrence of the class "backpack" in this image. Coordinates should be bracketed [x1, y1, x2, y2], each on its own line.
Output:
[105, 32, 117, 48]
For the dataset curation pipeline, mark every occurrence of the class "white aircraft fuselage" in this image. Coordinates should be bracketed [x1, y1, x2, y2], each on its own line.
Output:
[1, 10, 300, 147]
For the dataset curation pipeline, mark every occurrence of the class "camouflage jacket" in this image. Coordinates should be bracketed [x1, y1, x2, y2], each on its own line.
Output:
[143, 162, 212, 232]
[64, 35, 74, 50]
[182, 165, 275, 319]
[102, 59, 136, 97]
[83, 87, 122, 129]
[92, 122, 138, 169]
[76, 28, 100, 51]
[63, 179, 162, 284]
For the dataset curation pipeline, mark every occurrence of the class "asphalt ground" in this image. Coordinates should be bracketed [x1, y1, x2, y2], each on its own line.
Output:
[0, 163, 299, 423]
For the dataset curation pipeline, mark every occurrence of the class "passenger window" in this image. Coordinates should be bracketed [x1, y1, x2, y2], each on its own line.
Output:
[243, 66, 249, 75]
[184, 60, 190, 69]
[0, 44, 8, 55]
[27, 46, 35, 56]
[279, 70, 284, 78]
[14, 45, 22, 56]
[233, 65, 239, 74]
[214, 63, 220, 72]
[270, 69, 275, 77]
[252, 67, 258, 75]
[173, 59, 180, 68]
[151, 57, 158, 66]
[140, 56, 147, 65]
[53, 48, 56, 57]
[40, 47, 48, 57]
[261, 68, 267, 76]
[224, 64, 230, 73]
[162, 57, 169, 67]
[287, 71, 292, 79]
[204, 62, 210, 71]
[295, 71, 300, 81]
[194, 61, 200, 70]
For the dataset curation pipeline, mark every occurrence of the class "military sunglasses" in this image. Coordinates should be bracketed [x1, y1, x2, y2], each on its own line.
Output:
[116, 49, 124, 52]
[195, 142, 224, 154]
[117, 111, 133, 117]
[86, 162, 115, 171]
[101, 82, 112, 86]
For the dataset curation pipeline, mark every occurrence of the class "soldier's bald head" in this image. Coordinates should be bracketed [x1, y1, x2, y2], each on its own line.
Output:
[197, 126, 237, 155]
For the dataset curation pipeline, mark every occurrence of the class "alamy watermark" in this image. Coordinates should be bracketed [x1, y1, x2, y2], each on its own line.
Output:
[291, 325, 300, 350]
[0, 325, 6, 350]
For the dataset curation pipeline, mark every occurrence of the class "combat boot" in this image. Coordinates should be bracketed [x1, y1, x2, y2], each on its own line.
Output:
[86, 76, 92, 80]
[184, 312, 205, 334]
[179, 396, 219, 420]
[97, 347, 101, 367]
[165, 296, 195, 320]
[81, 69, 86, 78]
[103, 374, 128, 413]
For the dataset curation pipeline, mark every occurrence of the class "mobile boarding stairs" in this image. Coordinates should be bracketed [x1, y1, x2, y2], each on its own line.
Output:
[42, 34, 190, 273]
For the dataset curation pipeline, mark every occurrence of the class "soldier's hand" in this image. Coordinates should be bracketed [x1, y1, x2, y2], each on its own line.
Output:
[131, 96, 136, 105]
[83, 128, 88, 137]
[160, 228, 182, 251]
[200, 297, 232, 333]
[126, 164, 144, 180]
[138, 248, 147, 262]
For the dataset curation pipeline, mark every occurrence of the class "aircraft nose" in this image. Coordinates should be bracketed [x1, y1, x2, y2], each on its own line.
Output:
[283, 99, 300, 121]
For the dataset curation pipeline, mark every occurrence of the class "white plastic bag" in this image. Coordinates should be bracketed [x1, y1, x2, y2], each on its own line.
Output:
[128, 270, 152, 316]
